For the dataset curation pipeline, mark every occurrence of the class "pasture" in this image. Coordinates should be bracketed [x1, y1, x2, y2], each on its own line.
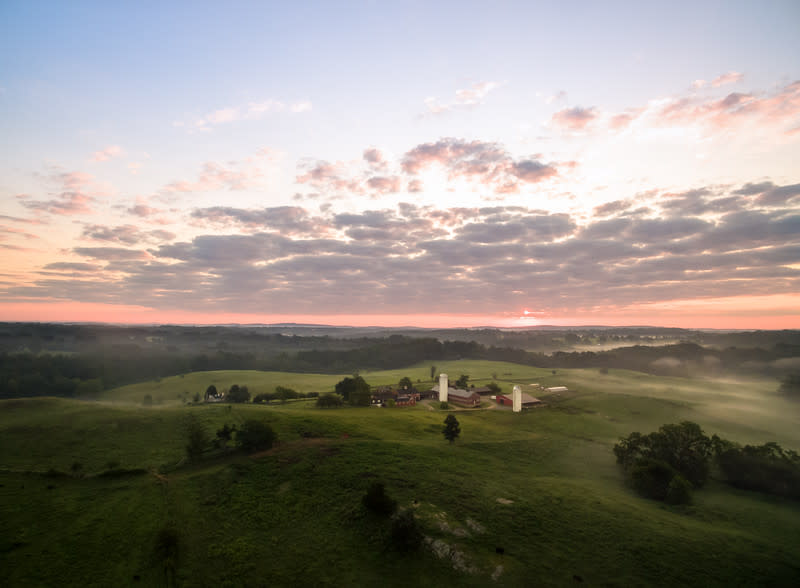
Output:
[1, 362, 799, 586]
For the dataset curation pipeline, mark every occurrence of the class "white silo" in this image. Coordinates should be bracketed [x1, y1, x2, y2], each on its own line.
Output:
[512, 385, 522, 413]
[439, 373, 448, 403]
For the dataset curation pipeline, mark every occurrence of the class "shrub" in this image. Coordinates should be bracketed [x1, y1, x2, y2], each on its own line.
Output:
[235, 420, 276, 453]
[316, 393, 344, 408]
[439, 401, 449, 410]
[390, 510, 423, 552]
[362, 482, 397, 516]
[184, 416, 210, 461]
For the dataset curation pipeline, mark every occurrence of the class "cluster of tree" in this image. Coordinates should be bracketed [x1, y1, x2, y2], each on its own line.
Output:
[713, 438, 800, 500]
[185, 417, 277, 460]
[614, 421, 711, 504]
[252, 387, 317, 403]
[615, 422, 800, 504]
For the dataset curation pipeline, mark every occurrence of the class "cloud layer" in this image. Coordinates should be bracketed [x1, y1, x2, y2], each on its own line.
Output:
[7, 180, 797, 320]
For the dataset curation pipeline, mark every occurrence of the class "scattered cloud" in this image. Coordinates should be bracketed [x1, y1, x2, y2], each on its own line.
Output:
[80, 224, 176, 246]
[424, 81, 499, 115]
[19, 171, 105, 216]
[90, 145, 124, 162]
[188, 99, 313, 131]
[551, 106, 598, 130]
[711, 71, 743, 87]
[402, 138, 558, 193]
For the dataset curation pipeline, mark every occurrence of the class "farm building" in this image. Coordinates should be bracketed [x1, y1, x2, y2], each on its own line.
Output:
[395, 395, 416, 407]
[496, 393, 542, 408]
[544, 386, 569, 393]
[444, 387, 481, 407]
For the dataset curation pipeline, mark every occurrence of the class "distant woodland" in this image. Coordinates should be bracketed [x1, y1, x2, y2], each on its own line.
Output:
[1, 322, 799, 399]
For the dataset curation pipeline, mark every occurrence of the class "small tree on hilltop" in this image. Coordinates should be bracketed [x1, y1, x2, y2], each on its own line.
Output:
[443, 414, 460, 444]
[430, 365, 437, 381]
[398, 376, 413, 390]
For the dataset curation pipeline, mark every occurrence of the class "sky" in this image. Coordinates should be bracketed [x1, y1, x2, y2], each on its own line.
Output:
[1, 1, 799, 329]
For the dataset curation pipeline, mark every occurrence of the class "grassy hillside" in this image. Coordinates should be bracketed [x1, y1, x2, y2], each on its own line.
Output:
[2, 363, 799, 586]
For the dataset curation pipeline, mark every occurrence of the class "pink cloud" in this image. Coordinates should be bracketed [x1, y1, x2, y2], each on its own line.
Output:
[551, 106, 598, 130]
[401, 138, 558, 193]
[424, 81, 499, 115]
[711, 71, 743, 87]
[162, 160, 264, 194]
[20, 171, 100, 216]
[90, 145, 124, 162]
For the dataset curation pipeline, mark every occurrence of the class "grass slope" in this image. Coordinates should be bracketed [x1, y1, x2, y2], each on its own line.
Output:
[2, 362, 799, 586]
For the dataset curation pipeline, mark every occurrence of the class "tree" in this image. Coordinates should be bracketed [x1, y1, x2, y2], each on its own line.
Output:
[334, 375, 371, 406]
[486, 382, 501, 395]
[142, 394, 153, 406]
[430, 365, 436, 381]
[226, 384, 250, 403]
[398, 376, 413, 390]
[443, 414, 460, 444]
[455, 374, 470, 389]
[205, 384, 217, 401]
[316, 392, 344, 408]
[235, 420, 276, 453]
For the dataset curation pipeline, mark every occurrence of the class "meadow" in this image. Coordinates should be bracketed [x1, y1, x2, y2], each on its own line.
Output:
[1, 361, 799, 586]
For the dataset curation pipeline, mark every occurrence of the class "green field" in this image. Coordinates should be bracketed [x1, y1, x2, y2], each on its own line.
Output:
[2, 362, 799, 586]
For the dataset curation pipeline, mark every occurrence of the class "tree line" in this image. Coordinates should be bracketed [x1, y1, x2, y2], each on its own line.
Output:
[2, 335, 799, 400]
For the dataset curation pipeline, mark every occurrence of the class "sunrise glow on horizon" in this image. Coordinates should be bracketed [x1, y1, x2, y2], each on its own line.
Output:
[1, 2, 799, 330]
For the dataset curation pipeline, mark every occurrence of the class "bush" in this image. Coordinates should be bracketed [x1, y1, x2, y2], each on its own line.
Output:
[316, 393, 344, 408]
[184, 416, 210, 461]
[390, 510, 423, 552]
[362, 482, 397, 516]
[439, 401, 449, 410]
[235, 420, 276, 453]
